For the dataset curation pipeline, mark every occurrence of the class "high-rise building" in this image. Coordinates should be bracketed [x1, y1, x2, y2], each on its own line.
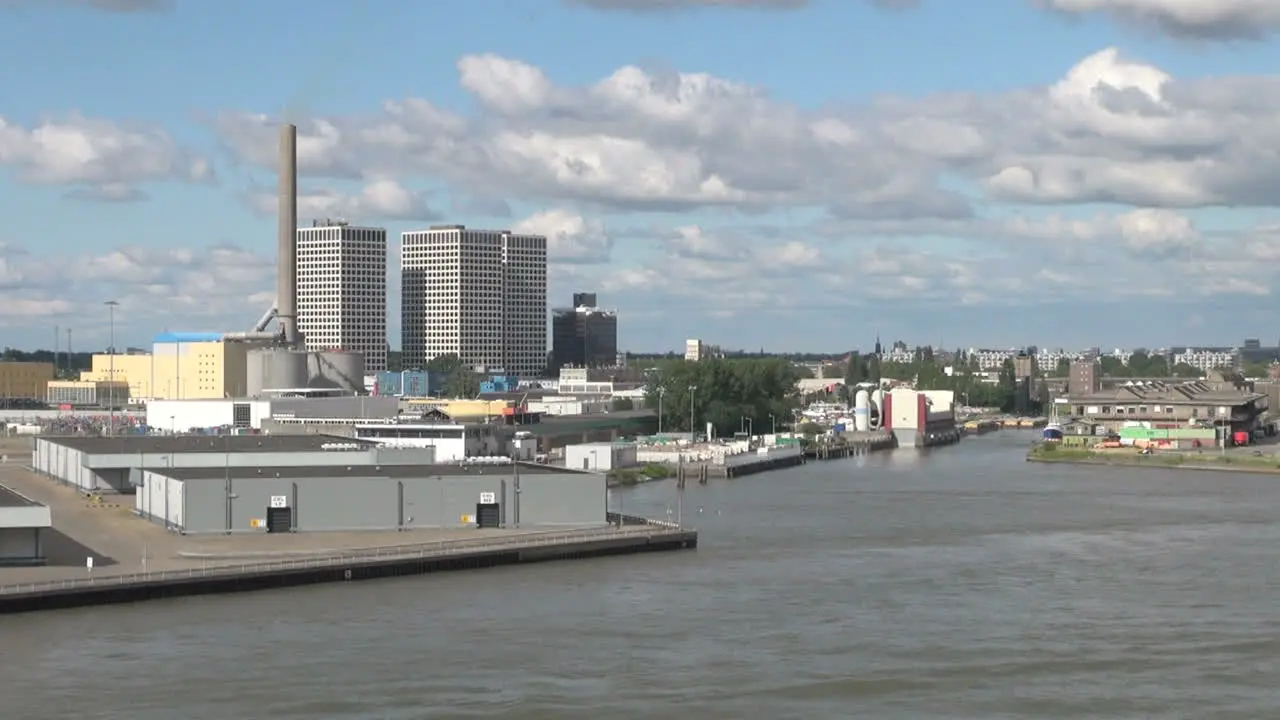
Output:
[551, 292, 618, 370]
[401, 224, 547, 376]
[296, 220, 388, 371]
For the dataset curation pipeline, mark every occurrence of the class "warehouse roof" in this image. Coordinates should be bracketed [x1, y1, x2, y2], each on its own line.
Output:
[0, 485, 40, 507]
[38, 434, 378, 454]
[147, 462, 579, 480]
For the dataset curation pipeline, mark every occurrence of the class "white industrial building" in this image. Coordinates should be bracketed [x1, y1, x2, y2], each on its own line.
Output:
[400, 225, 547, 376]
[564, 442, 638, 472]
[31, 435, 435, 494]
[0, 484, 52, 565]
[297, 220, 388, 372]
[352, 420, 515, 462]
[145, 396, 399, 433]
[526, 396, 610, 416]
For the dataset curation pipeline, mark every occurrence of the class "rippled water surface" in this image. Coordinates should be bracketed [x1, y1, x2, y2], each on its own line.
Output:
[3, 432, 1279, 718]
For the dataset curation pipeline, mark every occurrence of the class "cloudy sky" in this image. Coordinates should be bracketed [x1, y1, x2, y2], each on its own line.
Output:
[2, 0, 1279, 353]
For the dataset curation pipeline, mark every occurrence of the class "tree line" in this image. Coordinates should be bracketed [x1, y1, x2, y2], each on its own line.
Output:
[644, 357, 801, 436]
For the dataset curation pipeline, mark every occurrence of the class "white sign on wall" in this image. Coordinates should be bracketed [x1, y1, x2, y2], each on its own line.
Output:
[479, 492, 496, 504]
[269, 495, 288, 508]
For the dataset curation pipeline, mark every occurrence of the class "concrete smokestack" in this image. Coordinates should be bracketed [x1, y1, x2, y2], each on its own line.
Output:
[276, 123, 300, 346]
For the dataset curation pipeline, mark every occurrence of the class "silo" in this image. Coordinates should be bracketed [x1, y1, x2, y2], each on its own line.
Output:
[854, 390, 871, 432]
[309, 350, 366, 394]
[247, 348, 308, 396]
[870, 389, 885, 429]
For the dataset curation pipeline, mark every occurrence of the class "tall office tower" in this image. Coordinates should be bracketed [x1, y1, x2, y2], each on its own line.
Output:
[401, 225, 548, 376]
[296, 219, 388, 371]
[551, 291, 618, 370]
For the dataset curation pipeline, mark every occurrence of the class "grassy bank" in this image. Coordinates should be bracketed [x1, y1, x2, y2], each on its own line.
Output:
[606, 464, 673, 487]
[1027, 443, 1280, 474]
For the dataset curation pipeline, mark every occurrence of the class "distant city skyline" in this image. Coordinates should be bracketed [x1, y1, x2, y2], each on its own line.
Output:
[2, 1, 1279, 350]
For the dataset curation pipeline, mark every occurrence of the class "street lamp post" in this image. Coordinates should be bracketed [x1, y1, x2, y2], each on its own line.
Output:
[745, 417, 754, 437]
[688, 385, 697, 439]
[770, 413, 777, 435]
[105, 300, 119, 435]
[657, 386, 666, 435]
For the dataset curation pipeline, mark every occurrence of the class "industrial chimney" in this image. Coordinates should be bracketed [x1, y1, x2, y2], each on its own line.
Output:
[276, 123, 300, 346]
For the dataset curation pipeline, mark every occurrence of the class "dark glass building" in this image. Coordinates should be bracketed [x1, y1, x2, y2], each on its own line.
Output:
[551, 292, 618, 370]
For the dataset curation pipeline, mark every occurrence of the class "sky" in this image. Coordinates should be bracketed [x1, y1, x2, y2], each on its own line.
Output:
[2, 0, 1280, 354]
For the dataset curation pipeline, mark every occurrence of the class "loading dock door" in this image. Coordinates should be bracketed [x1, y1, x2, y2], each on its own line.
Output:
[266, 506, 292, 533]
[476, 502, 500, 529]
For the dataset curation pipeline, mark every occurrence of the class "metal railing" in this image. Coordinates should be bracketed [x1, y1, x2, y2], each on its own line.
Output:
[0, 524, 693, 597]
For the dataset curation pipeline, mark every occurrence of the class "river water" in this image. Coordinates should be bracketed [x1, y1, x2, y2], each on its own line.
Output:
[3, 431, 1278, 719]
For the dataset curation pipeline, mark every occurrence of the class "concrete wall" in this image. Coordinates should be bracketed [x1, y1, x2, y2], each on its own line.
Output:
[720, 445, 803, 468]
[0, 504, 52, 528]
[84, 447, 437, 471]
[564, 443, 637, 471]
[517, 474, 605, 526]
[268, 396, 399, 420]
[136, 471, 184, 529]
[33, 438, 102, 492]
[142, 470, 605, 534]
[0, 528, 43, 565]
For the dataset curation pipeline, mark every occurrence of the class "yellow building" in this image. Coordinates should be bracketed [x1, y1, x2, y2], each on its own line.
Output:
[405, 397, 517, 419]
[79, 332, 249, 400]
[46, 380, 130, 408]
[0, 361, 55, 399]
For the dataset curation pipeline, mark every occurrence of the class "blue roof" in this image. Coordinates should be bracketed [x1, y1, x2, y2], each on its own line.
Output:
[153, 332, 223, 343]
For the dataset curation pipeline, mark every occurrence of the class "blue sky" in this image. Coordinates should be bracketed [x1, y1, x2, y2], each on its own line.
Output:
[2, 0, 1279, 354]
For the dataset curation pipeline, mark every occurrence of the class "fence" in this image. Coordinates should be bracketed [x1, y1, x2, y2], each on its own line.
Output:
[0, 523, 692, 597]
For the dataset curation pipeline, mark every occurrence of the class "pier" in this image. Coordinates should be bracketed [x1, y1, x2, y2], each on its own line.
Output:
[0, 520, 696, 614]
[804, 431, 896, 460]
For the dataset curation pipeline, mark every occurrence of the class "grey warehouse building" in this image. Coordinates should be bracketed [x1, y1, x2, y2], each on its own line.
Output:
[137, 463, 606, 534]
[0, 484, 52, 565]
[32, 435, 437, 493]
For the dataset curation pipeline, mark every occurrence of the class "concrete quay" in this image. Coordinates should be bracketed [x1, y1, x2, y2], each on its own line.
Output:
[804, 430, 895, 460]
[0, 441, 697, 613]
[0, 522, 696, 614]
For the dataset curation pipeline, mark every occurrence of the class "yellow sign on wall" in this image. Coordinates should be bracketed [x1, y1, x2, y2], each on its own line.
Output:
[250, 518, 264, 529]
[460, 514, 475, 524]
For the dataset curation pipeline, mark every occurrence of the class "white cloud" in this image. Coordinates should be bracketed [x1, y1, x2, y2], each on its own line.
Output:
[214, 46, 1280, 217]
[0, 245, 274, 342]
[512, 209, 613, 263]
[204, 43, 1280, 333]
[247, 180, 438, 222]
[1042, 0, 1280, 40]
[11, 40, 1280, 347]
[0, 113, 209, 199]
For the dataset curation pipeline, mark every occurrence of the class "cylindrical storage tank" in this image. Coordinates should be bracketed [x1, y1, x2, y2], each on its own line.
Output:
[247, 348, 309, 395]
[854, 390, 871, 432]
[309, 350, 366, 394]
[870, 389, 884, 429]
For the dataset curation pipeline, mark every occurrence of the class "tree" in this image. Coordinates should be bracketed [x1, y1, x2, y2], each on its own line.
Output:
[1054, 357, 1071, 377]
[426, 354, 464, 374]
[997, 358, 1017, 413]
[424, 354, 480, 398]
[445, 371, 480, 398]
[1099, 355, 1128, 377]
[644, 357, 801, 437]
[1171, 362, 1201, 378]
[611, 397, 634, 411]
[798, 421, 823, 438]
